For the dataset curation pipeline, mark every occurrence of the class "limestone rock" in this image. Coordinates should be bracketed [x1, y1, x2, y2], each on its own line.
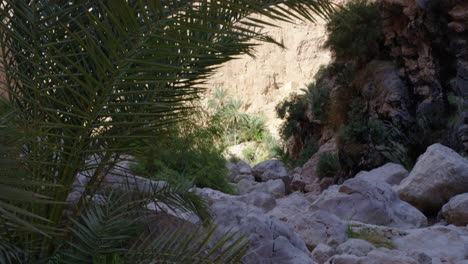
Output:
[336, 239, 376, 257]
[205, 15, 332, 136]
[355, 163, 409, 186]
[253, 160, 289, 182]
[392, 226, 466, 262]
[287, 210, 347, 250]
[360, 248, 419, 264]
[238, 191, 277, 213]
[210, 199, 315, 264]
[312, 244, 336, 264]
[311, 178, 427, 228]
[246, 179, 286, 198]
[441, 193, 468, 226]
[324, 254, 360, 264]
[397, 143, 468, 214]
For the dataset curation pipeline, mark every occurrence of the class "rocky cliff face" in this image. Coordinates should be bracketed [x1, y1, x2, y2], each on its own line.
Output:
[382, 0, 468, 153]
[204, 15, 332, 136]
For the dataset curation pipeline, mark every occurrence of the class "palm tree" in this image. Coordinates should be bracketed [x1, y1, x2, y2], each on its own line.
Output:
[0, 0, 333, 262]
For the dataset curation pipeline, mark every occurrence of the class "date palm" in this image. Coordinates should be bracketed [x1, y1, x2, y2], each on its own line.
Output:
[0, 0, 333, 262]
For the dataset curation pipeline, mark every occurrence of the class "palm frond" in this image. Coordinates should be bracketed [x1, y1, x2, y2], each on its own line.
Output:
[0, 0, 334, 258]
[63, 191, 247, 264]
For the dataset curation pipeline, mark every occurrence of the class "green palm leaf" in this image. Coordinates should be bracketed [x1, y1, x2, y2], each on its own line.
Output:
[0, 0, 334, 260]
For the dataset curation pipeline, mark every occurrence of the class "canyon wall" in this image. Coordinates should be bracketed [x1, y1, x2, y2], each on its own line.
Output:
[204, 15, 332, 137]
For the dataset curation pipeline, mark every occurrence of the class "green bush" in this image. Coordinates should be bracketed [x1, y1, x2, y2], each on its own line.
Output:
[294, 139, 319, 168]
[316, 152, 341, 180]
[305, 82, 330, 122]
[276, 93, 309, 140]
[324, 0, 382, 63]
[132, 125, 236, 194]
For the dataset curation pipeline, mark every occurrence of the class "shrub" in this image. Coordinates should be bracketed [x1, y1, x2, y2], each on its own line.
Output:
[276, 93, 309, 140]
[316, 152, 341, 180]
[305, 82, 330, 122]
[294, 139, 319, 168]
[132, 125, 236, 194]
[324, 0, 383, 63]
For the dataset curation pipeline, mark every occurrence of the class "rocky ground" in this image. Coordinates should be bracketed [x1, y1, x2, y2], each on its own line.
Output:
[195, 143, 468, 264]
[68, 142, 468, 263]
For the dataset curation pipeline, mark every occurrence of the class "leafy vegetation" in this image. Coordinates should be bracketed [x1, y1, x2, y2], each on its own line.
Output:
[131, 122, 236, 194]
[0, 0, 333, 262]
[294, 139, 319, 168]
[324, 0, 383, 63]
[316, 152, 341, 180]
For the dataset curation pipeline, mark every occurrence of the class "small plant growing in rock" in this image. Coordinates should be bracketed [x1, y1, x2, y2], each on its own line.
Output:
[316, 152, 341, 180]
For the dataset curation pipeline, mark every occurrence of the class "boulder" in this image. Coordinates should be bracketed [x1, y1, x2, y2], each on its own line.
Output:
[233, 173, 255, 184]
[355, 163, 409, 186]
[267, 191, 314, 222]
[311, 244, 336, 264]
[359, 248, 419, 264]
[237, 160, 253, 175]
[253, 160, 289, 182]
[336, 239, 375, 257]
[441, 193, 468, 226]
[286, 210, 347, 250]
[210, 198, 316, 264]
[392, 226, 466, 262]
[324, 254, 360, 264]
[311, 178, 427, 228]
[238, 191, 277, 213]
[397, 143, 468, 215]
[237, 178, 257, 194]
[246, 179, 286, 198]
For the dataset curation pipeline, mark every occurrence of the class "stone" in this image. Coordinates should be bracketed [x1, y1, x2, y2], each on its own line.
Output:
[286, 210, 347, 250]
[237, 160, 253, 175]
[312, 244, 336, 264]
[253, 160, 289, 182]
[210, 198, 315, 264]
[397, 143, 468, 215]
[324, 254, 360, 264]
[233, 173, 255, 184]
[311, 178, 427, 228]
[319, 177, 335, 191]
[392, 226, 466, 262]
[336, 239, 376, 257]
[237, 178, 257, 194]
[238, 191, 277, 213]
[360, 248, 419, 264]
[246, 179, 286, 198]
[441, 193, 468, 226]
[267, 191, 314, 222]
[226, 162, 239, 181]
[355, 163, 409, 186]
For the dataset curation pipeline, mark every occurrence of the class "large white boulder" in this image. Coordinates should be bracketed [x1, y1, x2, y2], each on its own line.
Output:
[209, 198, 316, 264]
[441, 193, 468, 226]
[397, 143, 468, 214]
[253, 160, 289, 182]
[311, 178, 427, 228]
[355, 163, 409, 186]
[392, 226, 467, 263]
[287, 210, 347, 250]
[246, 179, 286, 198]
[336, 239, 375, 257]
